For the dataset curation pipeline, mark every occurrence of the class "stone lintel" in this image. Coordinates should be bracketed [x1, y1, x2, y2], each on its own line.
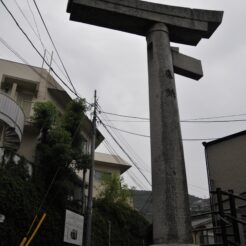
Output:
[171, 49, 203, 80]
[67, 0, 223, 45]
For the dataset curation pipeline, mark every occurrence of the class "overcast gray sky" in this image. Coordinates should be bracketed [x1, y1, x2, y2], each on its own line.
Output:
[1, 0, 246, 198]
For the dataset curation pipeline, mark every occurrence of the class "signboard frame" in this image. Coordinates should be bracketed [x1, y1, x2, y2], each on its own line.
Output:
[64, 210, 84, 246]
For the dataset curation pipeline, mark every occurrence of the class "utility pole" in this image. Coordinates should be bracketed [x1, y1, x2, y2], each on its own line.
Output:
[84, 90, 97, 246]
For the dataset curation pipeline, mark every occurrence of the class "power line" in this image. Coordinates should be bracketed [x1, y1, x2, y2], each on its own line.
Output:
[0, 35, 92, 110]
[32, 0, 77, 95]
[97, 104, 152, 173]
[26, 0, 44, 49]
[102, 123, 217, 141]
[13, 0, 45, 51]
[184, 113, 246, 121]
[182, 119, 246, 123]
[98, 117, 152, 187]
[14, 0, 76, 89]
[0, 36, 60, 92]
[100, 111, 149, 120]
[101, 119, 149, 123]
[99, 115, 151, 189]
[0, 0, 79, 98]
[105, 140, 149, 189]
[103, 140, 147, 190]
[100, 117, 150, 189]
[104, 124, 150, 138]
[100, 111, 246, 123]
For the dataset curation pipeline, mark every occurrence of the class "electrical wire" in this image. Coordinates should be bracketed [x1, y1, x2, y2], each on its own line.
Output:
[102, 140, 147, 190]
[0, 0, 79, 98]
[14, 0, 77, 90]
[103, 135, 149, 189]
[102, 123, 217, 141]
[23, 105, 89, 238]
[0, 36, 60, 91]
[100, 110, 148, 120]
[104, 139, 149, 190]
[32, 0, 77, 95]
[0, 5, 92, 107]
[97, 103, 151, 174]
[104, 123, 150, 138]
[98, 116, 152, 187]
[13, 0, 45, 51]
[98, 115, 152, 180]
[26, 0, 44, 49]
[100, 111, 246, 123]
[99, 110, 151, 177]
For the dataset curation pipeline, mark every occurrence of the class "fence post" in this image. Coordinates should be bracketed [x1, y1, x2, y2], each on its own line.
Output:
[228, 189, 241, 244]
[216, 188, 228, 246]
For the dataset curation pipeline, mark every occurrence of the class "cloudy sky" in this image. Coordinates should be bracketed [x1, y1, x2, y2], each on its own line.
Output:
[1, 0, 246, 198]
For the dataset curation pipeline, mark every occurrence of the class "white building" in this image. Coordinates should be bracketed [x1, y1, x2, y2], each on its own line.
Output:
[0, 58, 130, 199]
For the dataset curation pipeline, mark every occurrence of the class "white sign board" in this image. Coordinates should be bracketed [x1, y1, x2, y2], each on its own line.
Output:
[64, 210, 84, 245]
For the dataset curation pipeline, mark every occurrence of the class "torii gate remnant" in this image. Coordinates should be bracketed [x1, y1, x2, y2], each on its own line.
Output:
[67, 1, 223, 245]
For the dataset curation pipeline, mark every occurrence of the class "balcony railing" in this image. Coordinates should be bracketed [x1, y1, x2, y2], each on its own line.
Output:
[0, 92, 25, 148]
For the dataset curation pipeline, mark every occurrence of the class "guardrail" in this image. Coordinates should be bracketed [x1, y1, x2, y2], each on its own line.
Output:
[192, 188, 246, 246]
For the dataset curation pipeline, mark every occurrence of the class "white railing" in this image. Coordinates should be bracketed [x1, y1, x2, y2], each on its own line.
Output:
[0, 92, 25, 141]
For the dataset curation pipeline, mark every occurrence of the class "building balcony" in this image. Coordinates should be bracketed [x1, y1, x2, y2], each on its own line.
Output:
[0, 92, 25, 150]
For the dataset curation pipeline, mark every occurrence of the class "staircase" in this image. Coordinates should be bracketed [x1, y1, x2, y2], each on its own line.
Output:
[0, 92, 25, 151]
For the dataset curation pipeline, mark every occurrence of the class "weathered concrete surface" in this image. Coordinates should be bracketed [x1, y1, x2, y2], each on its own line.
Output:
[151, 244, 199, 246]
[146, 23, 192, 244]
[172, 49, 203, 80]
[67, 0, 223, 45]
[67, 1, 223, 245]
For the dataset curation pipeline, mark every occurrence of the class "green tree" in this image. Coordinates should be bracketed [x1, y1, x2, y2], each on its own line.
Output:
[0, 151, 40, 246]
[32, 101, 58, 142]
[92, 199, 150, 246]
[98, 173, 133, 206]
[0, 98, 90, 246]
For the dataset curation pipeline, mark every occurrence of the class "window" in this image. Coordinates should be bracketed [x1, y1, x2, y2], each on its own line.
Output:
[94, 170, 111, 181]
[16, 92, 33, 117]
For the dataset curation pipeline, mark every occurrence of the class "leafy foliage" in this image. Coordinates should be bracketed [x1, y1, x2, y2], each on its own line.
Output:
[0, 152, 39, 246]
[98, 173, 133, 206]
[32, 101, 58, 142]
[0, 99, 89, 245]
[92, 199, 150, 246]
[33, 99, 88, 192]
[0, 99, 150, 246]
[92, 174, 151, 245]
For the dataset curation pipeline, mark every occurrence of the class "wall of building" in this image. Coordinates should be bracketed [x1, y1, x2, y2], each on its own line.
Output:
[0, 59, 43, 84]
[0, 59, 129, 208]
[0, 59, 71, 162]
[17, 127, 39, 163]
[93, 163, 122, 197]
[206, 134, 246, 194]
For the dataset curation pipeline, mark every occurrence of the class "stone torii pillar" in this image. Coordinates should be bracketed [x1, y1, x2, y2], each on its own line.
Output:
[67, 1, 223, 245]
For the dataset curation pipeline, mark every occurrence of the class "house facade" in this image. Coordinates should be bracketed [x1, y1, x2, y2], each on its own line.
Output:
[203, 131, 246, 245]
[0, 58, 130, 199]
[0, 58, 97, 162]
[203, 131, 246, 194]
[93, 152, 131, 197]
